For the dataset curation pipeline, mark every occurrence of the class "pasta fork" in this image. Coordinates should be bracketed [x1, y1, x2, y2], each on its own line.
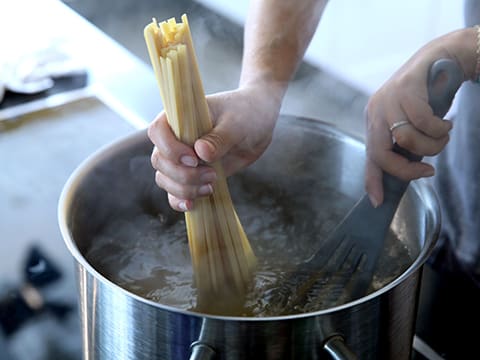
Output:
[265, 58, 463, 315]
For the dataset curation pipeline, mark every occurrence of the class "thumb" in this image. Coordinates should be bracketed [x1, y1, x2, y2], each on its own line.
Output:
[194, 124, 234, 163]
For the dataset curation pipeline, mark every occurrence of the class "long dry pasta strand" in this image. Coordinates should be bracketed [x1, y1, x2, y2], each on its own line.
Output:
[176, 42, 225, 292]
[144, 15, 257, 306]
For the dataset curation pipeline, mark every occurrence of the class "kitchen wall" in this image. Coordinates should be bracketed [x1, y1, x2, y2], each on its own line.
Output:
[196, 0, 464, 94]
[62, 0, 369, 137]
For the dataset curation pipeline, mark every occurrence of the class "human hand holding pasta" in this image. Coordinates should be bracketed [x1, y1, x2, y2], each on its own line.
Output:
[148, 0, 326, 211]
[148, 84, 282, 211]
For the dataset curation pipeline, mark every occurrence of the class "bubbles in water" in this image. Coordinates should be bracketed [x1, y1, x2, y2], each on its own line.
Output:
[85, 181, 413, 317]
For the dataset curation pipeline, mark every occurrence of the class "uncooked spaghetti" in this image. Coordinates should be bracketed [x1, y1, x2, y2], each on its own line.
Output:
[144, 15, 257, 309]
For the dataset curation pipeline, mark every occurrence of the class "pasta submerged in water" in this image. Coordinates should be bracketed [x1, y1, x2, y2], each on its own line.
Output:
[144, 15, 257, 311]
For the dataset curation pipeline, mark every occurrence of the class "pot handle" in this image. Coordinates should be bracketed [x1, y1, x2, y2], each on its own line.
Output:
[189, 319, 216, 360]
[189, 341, 216, 360]
[323, 335, 358, 360]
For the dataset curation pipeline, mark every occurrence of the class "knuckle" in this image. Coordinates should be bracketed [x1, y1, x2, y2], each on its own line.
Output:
[155, 171, 193, 199]
[147, 117, 161, 140]
[177, 186, 196, 200]
[162, 145, 176, 161]
[394, 131, 415, 150]
[151, 140, 176, 163]
[150, 148, 163, 170]
[414, 116, 429, 132]
[414, 116, 449, 139]
[147, 124, 155, 141]
[175, 170, 191, 185]
[154, 171, 167, 189]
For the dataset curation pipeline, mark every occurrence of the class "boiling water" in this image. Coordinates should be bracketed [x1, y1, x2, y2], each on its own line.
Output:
[85, 182, 413, 317]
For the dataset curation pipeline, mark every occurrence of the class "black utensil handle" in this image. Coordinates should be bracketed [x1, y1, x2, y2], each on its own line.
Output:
[383, 58, 464, 199]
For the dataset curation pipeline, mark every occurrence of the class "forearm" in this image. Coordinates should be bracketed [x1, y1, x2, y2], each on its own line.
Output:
[239, 0, 327, 98]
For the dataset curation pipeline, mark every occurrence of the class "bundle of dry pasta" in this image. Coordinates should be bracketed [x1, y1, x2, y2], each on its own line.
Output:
[144, 15, 257, 306]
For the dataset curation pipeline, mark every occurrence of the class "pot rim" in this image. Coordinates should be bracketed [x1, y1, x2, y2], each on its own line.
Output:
[58, 121, 440, 322]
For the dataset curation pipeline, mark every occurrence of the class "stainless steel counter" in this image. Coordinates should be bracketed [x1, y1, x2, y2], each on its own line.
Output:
[0, 0, 159, 281]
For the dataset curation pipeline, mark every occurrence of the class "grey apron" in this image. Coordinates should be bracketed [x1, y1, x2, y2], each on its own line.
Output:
[429, 0, 480, 285]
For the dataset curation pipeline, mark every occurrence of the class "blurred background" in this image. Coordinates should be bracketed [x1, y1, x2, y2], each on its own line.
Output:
[62, 0, 463, 135]
[0, 0, 463, 359]
[60, 0, 373, 135]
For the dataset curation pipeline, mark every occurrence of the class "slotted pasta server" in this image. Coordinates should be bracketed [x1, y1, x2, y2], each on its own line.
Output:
[267, 59, 463, 314]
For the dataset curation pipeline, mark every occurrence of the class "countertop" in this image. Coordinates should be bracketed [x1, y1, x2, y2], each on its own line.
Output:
[0, 0, 159, 282]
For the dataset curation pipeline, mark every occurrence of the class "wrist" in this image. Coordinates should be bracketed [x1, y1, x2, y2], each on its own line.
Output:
[445, 27, 479, 82]
[239, 71, 288, 106]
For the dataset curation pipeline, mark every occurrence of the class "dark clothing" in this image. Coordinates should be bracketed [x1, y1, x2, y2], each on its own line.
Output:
[430, 81, 480, 286]
[414, 2, 480, 358]
[415, 261, 480, 359]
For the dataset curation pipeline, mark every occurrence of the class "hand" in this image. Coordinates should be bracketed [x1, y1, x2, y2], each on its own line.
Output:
[147, 82, 282, 211]
[364, 27, 480, 207]
[364, 56, 454, 207]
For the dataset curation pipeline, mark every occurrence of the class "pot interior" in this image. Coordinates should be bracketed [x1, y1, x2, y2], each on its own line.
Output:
[64, 115, 438, 316]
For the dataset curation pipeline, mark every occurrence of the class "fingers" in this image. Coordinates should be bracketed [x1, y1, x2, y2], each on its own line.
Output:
[393, 95, 452, 156]
[401, 95, 453, 139]
[366, 94, 450, 168]
[363, 50, 456, 207]
[391, 122, 450, 157]
[168, 194, 193, 212]
[365, 150, 435, 208]
[365, 157, 384, 208]
[366, 132, 436, 208]
[368, 143, 435, 181]
[147, 112, 198, 166]
[194, 128, 253, 177]
[365, 100, 439, 207]
[151, 148, 216, 196]
[147, 86, 280, 211]
[367, 110, 438, 182]
[148, 112, 217, 209]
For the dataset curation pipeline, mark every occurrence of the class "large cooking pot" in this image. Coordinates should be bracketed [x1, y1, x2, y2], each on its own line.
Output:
[58, 115, 439, 360]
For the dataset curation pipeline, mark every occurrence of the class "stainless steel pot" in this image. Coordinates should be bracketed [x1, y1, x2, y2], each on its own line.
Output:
[58, 115, 440, 360]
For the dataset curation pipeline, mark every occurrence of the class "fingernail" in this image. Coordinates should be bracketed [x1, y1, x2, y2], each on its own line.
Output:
[368, 193, 379, 208]
[198, 184, 213, 196]
[423, 168, 435, 177]
[200, 171, 217, 183]
[178, 201, 188, 212]
[180, 155, 197, 167]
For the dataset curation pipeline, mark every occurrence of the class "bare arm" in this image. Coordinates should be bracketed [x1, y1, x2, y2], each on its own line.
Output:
[193, 0, 328, 162]
[240, 0, 327, 91]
